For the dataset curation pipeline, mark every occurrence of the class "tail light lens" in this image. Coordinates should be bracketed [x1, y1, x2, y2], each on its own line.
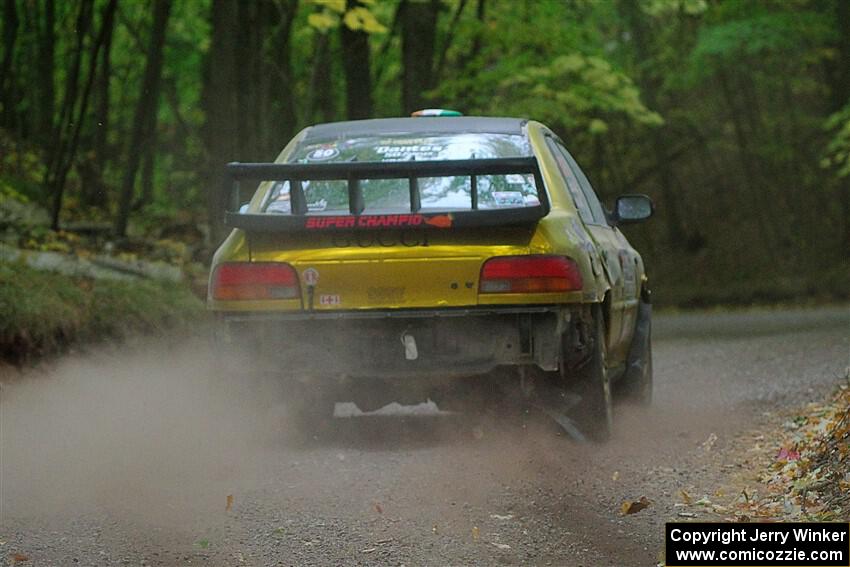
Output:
[479, 255, 583, 294]
[211, 262, 300, 300]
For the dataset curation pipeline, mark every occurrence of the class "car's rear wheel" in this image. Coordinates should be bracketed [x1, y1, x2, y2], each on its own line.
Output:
[570, 306, 613, 442]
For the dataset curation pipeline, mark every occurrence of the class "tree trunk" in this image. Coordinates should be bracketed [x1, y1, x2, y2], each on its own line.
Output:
[834, 0, 850, 258]
[203, 0, 239, 245]
[457, 0, 485, 70]
[139, 134, 155, 208]
[235, 0, 261, 160]
[115, 0, 173, 237]
[37, 0, 55, 145]
[340, 0, 372, 120]
[372, 2, 401, 87]
[48, 0, 112, 230]
[17, 0, 36, 139]
[268, 0, 298, 150]
[47, 0, 93, 197]
[93, 1, 114, 171]
[1, 0, 19, 130]
[400, 0, 440, 114]
[307, 28, 334, 123]
[54, 0, 93, 149]
[433, 0, 467, 83]
[78, 0, 115, 209]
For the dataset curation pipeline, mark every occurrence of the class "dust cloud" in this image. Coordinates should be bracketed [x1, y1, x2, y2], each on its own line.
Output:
[0, 339, 287, 529]
[0, 334, 734, 546]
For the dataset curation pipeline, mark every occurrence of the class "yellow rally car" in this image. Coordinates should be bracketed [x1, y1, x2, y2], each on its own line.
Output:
[208, 114, 653, 441]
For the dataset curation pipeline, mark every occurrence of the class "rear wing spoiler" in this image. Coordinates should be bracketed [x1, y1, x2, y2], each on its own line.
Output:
[223, 157, 549, 232]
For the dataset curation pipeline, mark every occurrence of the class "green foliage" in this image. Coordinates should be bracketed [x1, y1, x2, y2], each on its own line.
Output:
[0, 260, 204, 363]
[495, 54, 664, 135]
[689, 5, 835, 80]
[642, 0, 707, 17]
[307, 0, 387, 33]
[0, 178, 30, 206]
[0, 132, 47, 205]
[824, 103, 850, 178]
[430, 0, 661, 140]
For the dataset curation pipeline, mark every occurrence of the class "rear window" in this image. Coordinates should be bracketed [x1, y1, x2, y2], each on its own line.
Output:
[262, 133, 539, 214]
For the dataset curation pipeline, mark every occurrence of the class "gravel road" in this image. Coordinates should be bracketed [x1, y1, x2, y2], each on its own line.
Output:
[1, 305, 847, 566]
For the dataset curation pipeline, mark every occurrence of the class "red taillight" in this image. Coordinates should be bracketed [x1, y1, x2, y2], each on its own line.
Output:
[211, 262, 300, 300]
[479, 255, 583, 294]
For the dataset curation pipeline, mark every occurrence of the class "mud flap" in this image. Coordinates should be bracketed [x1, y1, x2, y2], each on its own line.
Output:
[625, 299, 651, 382]
[539, 405, 587, 443]
[527, 387, 588, 443]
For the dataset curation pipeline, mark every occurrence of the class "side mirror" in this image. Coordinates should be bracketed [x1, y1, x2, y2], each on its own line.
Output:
[613, 194, 653, 225]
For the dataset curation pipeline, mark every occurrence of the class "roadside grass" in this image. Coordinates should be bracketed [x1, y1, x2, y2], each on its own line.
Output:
[0, 260, 205, 364]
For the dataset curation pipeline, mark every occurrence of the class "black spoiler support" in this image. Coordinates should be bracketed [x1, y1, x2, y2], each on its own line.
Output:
[224, 157, 549, 232]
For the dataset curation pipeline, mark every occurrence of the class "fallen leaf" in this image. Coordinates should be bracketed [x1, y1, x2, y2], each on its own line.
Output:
[679, 489, 692, 505]
[776, 447, 801, 461]
[10, 553, 29, 563]
[226, 494, 234, 512]
[621, 496, 651, 515]
[374, 502, 383, 515]
[472, 526, 480, 541]
[702, 432, 718, 451]
[612, 471, 620, 481]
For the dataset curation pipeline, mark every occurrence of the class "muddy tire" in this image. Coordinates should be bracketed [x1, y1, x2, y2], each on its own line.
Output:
[571, 306, 613, 442]
[618, 298, 653, 406]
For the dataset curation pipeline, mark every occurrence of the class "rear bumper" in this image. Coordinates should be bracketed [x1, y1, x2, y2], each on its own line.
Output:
[215, 305, 573, 380]
[218, 305, 561, 321]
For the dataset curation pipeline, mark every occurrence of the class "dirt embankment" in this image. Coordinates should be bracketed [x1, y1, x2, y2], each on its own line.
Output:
[0, 260, 203, 364]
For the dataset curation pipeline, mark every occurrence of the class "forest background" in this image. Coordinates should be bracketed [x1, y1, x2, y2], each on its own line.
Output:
[1, 0, 849, 308]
